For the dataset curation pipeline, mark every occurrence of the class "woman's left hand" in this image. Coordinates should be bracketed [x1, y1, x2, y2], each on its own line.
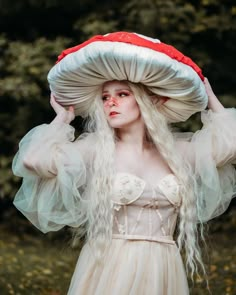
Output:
[204, 77, 224, 112]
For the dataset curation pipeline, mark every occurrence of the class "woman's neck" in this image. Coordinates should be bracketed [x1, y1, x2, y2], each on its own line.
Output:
[115, 124, 152, 153]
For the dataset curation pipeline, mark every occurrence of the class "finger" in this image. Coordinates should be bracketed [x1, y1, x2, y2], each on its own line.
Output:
[50, 93, 60, 106]
[204, 77, 208, 83]
[68, 105, 75, 112]
[203, 78, 212, 91]
[50, 93, 65, 114]
[68, 106, 75, 121]
[50, 93, 57, 106]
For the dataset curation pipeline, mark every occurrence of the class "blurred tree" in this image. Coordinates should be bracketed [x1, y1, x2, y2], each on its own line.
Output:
[0, 35, 71, 199]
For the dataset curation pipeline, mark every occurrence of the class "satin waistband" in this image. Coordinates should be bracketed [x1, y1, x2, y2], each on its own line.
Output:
[112, 234, 175, 245]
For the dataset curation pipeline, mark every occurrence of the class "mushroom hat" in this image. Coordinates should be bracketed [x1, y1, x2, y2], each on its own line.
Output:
[47, 31, 208, 122]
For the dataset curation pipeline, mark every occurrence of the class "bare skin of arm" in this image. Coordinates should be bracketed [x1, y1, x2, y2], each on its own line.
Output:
[204, 78, 224, 112]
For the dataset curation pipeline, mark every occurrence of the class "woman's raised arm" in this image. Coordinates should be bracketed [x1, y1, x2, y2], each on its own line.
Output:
[176, 79, 236, 222]
[22, 94, 76, 177]
[12, 94, 92, 233]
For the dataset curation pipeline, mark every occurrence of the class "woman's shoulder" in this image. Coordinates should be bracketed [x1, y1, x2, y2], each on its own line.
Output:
[73, 132, 97, 158]
[174, 136, 194, 165]
[175, 139, 190, 154]
[174, 135, 195, 166]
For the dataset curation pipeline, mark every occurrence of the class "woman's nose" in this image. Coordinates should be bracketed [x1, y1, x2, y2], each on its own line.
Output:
[105, 97, 119, 107]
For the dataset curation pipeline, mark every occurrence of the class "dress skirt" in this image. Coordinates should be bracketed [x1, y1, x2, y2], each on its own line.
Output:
[67, 238, 189, 295]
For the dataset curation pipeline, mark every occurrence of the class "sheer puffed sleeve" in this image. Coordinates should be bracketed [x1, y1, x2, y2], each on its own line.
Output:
[12, 123, 90, 233]
[178, 108, 236, 222]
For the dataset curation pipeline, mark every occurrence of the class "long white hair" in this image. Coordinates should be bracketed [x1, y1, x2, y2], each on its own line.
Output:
[128, 82, 205, 278]
[74, 81, 205, 276]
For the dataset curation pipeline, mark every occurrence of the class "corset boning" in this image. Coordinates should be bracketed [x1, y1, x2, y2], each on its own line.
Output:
[111, 173, 182, 245]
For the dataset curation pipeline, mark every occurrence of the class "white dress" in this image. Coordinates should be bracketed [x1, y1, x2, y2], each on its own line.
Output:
[12, 109, 236, 295]
[68, 173, 189, 294]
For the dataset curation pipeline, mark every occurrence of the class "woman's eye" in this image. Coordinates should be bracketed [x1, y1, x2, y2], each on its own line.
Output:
[119, 92, 129, 97]
[102, 95, 109, 101]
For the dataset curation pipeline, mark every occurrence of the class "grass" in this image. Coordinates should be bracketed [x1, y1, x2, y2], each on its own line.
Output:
[0, 219, 78, 295]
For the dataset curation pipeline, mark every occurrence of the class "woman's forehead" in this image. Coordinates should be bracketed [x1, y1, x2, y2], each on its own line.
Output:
[102, 80, 130, 91]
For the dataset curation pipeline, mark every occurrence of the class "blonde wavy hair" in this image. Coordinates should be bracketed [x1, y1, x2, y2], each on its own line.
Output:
[74, 81, 205, 277]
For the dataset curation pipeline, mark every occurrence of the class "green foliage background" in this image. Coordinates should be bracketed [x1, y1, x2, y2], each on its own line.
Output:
[0, 0, 236, 201]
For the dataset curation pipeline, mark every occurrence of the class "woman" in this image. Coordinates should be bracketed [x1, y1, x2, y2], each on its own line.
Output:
[13, 32, 236, 294]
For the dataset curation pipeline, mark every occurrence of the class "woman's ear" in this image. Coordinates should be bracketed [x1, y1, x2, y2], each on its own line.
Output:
[151, 95, 169, 106]
[160, 97, 169, 105]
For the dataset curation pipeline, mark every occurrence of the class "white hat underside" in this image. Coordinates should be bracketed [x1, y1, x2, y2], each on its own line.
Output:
[48, 41, 208, 122]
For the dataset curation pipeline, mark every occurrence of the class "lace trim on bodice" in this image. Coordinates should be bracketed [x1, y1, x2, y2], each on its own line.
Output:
[112, 172, 181, 207]
[112, 173, 146, 205]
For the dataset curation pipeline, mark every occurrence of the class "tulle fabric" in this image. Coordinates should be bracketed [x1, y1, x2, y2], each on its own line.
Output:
[176, 108, 236, 222]
[12, 123, 88, 233]
[12, 109, 236, 231]
[12, 108, 236, 294]
[68, 239, 189, 295]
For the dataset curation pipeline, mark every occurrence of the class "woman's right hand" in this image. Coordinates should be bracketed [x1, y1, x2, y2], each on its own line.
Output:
[50, 93, 75, 124]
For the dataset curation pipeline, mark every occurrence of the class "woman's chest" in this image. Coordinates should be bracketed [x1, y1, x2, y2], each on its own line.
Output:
[111, 172, 182, 208]
[114, 149, 172, 186]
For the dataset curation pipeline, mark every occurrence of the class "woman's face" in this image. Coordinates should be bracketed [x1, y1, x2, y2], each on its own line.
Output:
[102, 81, 142, 129]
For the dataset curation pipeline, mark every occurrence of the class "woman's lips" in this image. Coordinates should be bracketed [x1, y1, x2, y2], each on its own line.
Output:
[109, 111, 120, 117]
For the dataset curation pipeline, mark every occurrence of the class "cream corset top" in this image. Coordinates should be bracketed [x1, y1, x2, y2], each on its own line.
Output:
[111, 173, 182, 244]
